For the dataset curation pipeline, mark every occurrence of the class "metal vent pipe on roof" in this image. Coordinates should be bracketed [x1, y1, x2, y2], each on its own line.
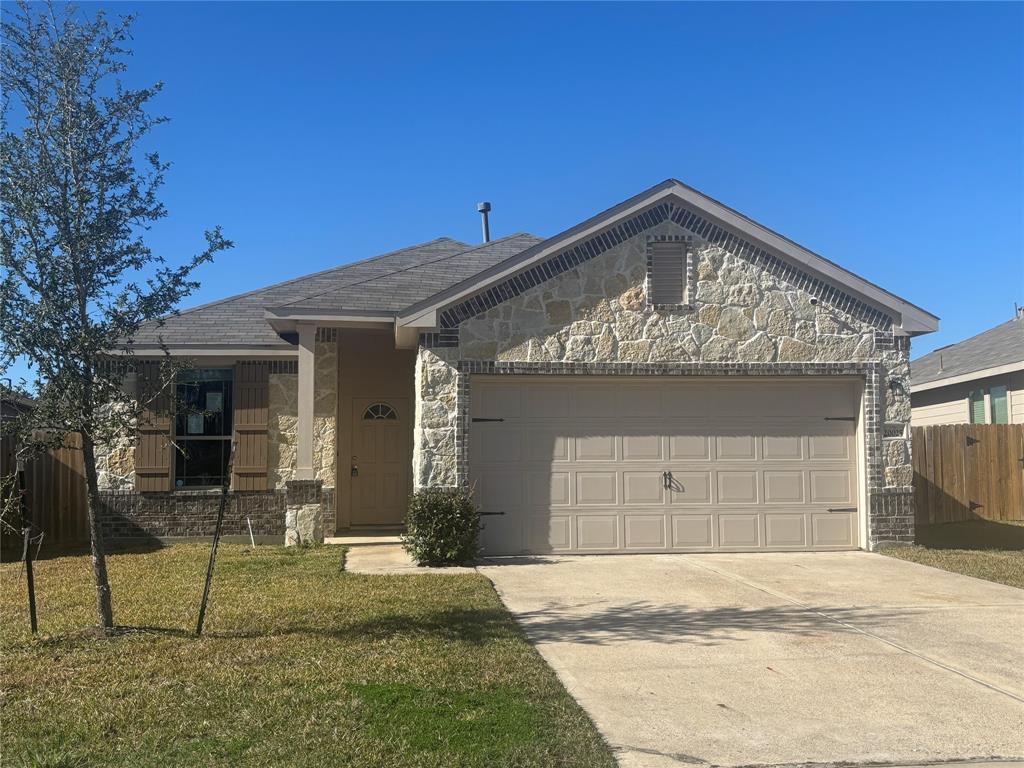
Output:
[477, 201, 491, 243]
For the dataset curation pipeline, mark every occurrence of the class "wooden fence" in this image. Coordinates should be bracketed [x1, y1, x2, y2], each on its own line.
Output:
[912, 424, 1024, 524]
[1, 433, 88, 553]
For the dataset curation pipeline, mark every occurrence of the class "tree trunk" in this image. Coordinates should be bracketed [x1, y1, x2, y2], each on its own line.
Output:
[80, 435, 114, 630]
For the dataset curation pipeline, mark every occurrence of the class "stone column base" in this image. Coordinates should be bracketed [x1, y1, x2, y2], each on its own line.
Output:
[285, 479, 323, 546]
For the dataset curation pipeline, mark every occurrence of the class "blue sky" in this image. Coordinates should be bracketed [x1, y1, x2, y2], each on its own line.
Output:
[6, 1, 1023, 384]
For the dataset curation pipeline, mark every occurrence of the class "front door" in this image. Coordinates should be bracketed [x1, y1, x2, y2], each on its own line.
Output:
[349, 397, 409, 526]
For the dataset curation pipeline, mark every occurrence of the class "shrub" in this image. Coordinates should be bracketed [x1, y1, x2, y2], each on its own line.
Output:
[402, 487, 481, 566]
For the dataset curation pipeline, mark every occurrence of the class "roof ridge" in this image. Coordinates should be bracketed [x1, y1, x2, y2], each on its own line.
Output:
[275, 233, 540, 310]
[913, 316, 1022, 362]
[152, 237, 467, 322]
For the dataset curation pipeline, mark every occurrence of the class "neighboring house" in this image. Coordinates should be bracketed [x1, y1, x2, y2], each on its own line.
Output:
[98, 179, 938, 552]
[910, 310, 1024, 426]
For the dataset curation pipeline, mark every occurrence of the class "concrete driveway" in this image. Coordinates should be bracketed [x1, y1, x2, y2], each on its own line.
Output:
[479, 553, 1024, 768]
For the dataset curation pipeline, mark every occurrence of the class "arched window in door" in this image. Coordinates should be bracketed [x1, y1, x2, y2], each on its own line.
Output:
[362, 402, 397, 421]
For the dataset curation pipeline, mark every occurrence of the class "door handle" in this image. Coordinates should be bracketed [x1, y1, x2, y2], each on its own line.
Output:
[663, 471, 672, 490]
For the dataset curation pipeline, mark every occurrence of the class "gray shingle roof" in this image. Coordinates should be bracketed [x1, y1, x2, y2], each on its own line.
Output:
[911, 316, 1024, 386]
[130, 235, 539, 348]
[279, 234, 542, 313]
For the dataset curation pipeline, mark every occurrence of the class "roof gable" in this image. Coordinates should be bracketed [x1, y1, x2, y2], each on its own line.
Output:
[399, 180, 939, 336]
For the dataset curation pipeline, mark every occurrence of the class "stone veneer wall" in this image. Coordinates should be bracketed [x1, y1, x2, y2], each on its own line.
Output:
[95, 402, 137, 491]
[267, 338, 338, 489]
[415, 217, 914, 548]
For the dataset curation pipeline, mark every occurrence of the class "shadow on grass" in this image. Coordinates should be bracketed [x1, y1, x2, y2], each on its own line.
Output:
[0, 539, 167, 563]
[916, 520, 1024, 551]
[208, 601, 904, 647]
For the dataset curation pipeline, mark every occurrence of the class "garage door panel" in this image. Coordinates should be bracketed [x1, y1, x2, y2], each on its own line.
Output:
[717, 471, 759, 504]
[765, 514, 807, 548]
[481, 512, 523, 555]
[529, 515, 572, 552]
[623, 472, 666, 504]
[475, 384, 522, 419]
[577, 516, 619, 550]
[471, 377, 860, 555]
[809, 433, 851, 460]
[669, 471, 712, 503]
[719, 514, 762, 548]
[576, 472, 618, 505]
[476, 427, 522, 463]
[622, 433, 663, 461]
[624, 515, 667, 549]
[670, 434, 712, 461]
[526, 386, 570, 417]
[528, 471, 570, 507]
[477, 473, 523, 515]
[717, 435, 757, 461]
[812, 512, 856, 547]
[810, 470, 853, 503]
[616, 385, 663, 418]
[672, 514, 715, 548]
[525, 431, 569, 462]
[763, 435, 804, 460]
[575, 434, 617, 461]
[764, 471, 805, 503]
[572, 386, 617, 418]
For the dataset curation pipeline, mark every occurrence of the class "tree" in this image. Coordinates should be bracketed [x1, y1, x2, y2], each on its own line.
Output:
[0, 2, 232, 630]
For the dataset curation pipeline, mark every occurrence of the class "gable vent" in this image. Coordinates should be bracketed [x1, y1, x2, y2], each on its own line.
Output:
[648, 240, 687, 306]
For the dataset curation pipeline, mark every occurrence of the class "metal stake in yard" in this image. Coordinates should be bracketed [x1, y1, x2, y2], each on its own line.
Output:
[17, 455, 37, 634]
[196, 441, 235, 637]
[246, 516, 255, 549]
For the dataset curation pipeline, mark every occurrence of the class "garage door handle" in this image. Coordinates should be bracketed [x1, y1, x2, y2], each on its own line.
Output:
[827, 507, 857, 513]
[480, 511, 506, 516]
[824, 417, 856, 422]
[472, 417, 504, 423]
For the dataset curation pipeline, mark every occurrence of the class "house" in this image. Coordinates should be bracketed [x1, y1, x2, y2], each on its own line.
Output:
[97, 179, 938, 553]
[910, 310, 1024, 426]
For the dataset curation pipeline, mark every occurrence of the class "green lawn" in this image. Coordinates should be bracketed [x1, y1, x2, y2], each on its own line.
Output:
[0, 545, 614, 768]
[882, 520, 1024, 589]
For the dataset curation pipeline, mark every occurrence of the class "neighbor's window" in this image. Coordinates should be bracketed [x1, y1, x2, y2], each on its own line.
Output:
[648, 240, 687, 306]
[174, 369, 233, 487]
[968, 389, 986, 424]
[990, 386, 1009, 425]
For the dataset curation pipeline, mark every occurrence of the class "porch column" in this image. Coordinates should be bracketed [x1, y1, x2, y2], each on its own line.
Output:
[295, 322, 316, 480]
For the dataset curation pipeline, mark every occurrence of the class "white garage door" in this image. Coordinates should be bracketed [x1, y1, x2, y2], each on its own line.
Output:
[470, 377, 861, 555]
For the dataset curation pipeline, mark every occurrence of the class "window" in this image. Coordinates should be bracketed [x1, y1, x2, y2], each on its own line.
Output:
[968, 389, 986, 424]
[362, 402, 397, 420]
[990, 386, 1009, 425]
[174, 369, 233, 487]
[647, 239, 688, 307]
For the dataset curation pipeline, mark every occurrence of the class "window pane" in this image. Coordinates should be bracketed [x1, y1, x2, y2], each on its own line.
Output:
[175, 440, 229, 487]
[990, 386, 1009, 425]
[175, 371, 233, 437]
[968, 389, 986, 424]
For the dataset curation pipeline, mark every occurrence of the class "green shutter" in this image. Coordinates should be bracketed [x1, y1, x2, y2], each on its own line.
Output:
[968, 389, 986, 424]
[990, 386, 1009, 424]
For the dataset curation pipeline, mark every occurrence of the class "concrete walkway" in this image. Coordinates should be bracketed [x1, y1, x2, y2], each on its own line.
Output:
[342, 541, 475, 575]
[480, 552, 1024, 768]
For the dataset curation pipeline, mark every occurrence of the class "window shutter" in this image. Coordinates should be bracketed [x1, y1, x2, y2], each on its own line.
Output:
[968, 389, 986, 424]
[649, 241, 686, 305]
[232, 362, 269, 491]
[135, 362, 173, 492]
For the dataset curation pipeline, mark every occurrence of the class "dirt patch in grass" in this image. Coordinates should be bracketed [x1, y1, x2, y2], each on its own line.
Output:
[883, 521, 1024, 589]
[1, 545, 614, 768]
